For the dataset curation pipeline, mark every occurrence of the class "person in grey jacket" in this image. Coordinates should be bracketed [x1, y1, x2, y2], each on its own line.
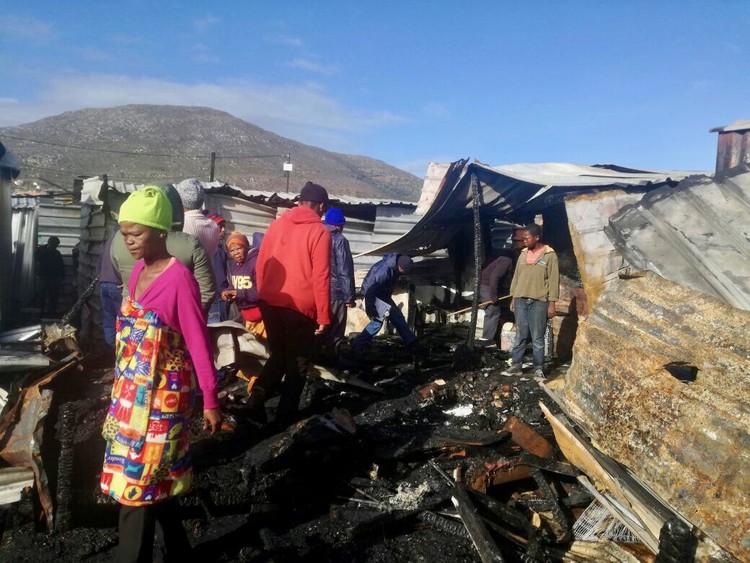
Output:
[320, 208, 355, 354]
[110, 184, 216, 311]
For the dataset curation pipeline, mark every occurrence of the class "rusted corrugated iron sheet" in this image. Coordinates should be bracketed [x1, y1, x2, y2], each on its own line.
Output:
[606, 171, 750, 311]
[565, 189, 649, 309]
[0, 359, 79, 530]
[562, 271, 750, 561]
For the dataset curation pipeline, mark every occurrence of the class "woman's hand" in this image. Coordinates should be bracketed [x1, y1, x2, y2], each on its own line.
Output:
[221, 289, 237, 302]
[203, 408, 223, 434]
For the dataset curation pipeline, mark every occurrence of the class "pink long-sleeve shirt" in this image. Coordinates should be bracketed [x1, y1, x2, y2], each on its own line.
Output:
[129, 259, 219, 409]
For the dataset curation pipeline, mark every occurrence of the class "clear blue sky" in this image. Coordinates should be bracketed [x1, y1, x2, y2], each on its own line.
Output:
[1, 1, 748, 176]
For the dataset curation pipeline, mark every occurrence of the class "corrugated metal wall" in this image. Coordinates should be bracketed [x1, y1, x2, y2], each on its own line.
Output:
[203, 193, 277, 235]
[11, 198, 38, 312]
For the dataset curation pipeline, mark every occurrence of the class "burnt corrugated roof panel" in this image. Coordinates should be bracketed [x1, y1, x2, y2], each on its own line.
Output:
[366, 160, 689, 256]
[605, 171, 750, 310]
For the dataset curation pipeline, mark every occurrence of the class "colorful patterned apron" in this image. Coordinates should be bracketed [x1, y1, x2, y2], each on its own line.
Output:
[100, 297, 196, 506]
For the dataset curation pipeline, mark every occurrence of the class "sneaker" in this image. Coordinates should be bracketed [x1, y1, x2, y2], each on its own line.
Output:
[533, 367, 545, 378]
[504, 364, 523, 376]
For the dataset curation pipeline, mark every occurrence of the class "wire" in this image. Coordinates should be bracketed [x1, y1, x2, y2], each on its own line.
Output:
[21, 164, 199, 182]
[2, 133, 291, 161]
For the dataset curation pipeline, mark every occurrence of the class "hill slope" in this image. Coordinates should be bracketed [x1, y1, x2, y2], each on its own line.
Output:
[1, 105, 422, 200]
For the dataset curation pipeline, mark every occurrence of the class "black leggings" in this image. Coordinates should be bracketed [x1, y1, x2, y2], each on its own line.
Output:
[116, 500, 191, 563]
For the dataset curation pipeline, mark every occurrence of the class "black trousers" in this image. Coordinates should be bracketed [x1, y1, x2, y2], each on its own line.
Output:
[321, 300, 348, 352]
[116, 501, 191, 563]
[257, 303, 317, 419]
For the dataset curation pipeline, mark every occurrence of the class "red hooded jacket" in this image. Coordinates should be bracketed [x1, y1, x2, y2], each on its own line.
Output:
[256, 205, 332, 325]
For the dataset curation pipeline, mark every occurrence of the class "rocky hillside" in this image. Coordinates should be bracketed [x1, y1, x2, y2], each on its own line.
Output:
[1, 105, 422, 200]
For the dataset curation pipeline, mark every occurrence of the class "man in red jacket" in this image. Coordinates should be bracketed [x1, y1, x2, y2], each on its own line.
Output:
[252, 181, 332, 424]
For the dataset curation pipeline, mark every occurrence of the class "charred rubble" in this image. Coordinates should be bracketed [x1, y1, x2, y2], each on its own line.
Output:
[0, 322, 622, 563]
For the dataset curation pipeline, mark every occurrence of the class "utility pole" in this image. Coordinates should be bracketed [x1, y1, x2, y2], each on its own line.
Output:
[209, 152, 216, 182]
[283, 154, 293, 192]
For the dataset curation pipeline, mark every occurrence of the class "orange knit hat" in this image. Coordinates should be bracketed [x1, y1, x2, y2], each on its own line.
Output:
[226, 231, 249, 250]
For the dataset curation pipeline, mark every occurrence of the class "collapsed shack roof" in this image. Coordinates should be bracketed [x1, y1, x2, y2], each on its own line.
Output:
[553, 270, 750, 561]
[365, 160, 690, 257]
[605, 168, 750, 310]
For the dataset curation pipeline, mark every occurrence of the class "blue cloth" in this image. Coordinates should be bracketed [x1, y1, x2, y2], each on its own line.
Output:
[511, 297, 547, 368]
[329, 228, 355, 302]
[324, 207, 346, 226]
[100, 281, 123, 350]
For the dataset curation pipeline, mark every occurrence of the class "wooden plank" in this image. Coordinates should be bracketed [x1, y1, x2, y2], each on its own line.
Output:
[539, 402, 669, 547]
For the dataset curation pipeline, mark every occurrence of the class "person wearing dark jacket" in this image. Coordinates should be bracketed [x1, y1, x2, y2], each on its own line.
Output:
[320, 208, 355, 354]
[98, 230, 123, 357]
[35, 236, 65, 318]
[207, 212, 230, 323]
[352, 253, 416, 351]
[222, 231, 265, 336]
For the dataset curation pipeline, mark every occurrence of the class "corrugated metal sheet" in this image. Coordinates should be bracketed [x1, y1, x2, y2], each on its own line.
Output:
[369, 160, 691, 257]
[564, 189, 651, 308]
[11, 199, 38, 310]
[203, 193, 277, 235]
[605, 171, 750, 310]
[562, 271, 750, 561]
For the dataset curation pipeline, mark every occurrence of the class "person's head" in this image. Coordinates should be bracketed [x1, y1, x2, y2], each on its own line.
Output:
[157, 184, 185, 231]
[47, 236, 60, 249]
[298, 181, 329, 217]
[397, 254, 414, 275]
[520, 223, 542, 250]
[174, 178, 205, 211]
[207, 211, 227, 239]
[118, 186, 172, 262]
[226, 231, 250, 264]
[323, 207, 345, 230]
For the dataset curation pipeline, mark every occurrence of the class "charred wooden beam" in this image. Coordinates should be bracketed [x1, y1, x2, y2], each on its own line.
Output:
[429, 460, 505, 563]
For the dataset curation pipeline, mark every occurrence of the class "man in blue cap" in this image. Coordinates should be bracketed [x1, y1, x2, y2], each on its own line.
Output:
[321, 208, 355, 357]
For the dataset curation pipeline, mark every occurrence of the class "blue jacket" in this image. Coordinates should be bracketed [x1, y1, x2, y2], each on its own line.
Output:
[361, 252, 403, 318]
[329, 227, 355, 303]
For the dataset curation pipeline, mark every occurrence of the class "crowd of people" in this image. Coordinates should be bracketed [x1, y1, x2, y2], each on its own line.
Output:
[87, 177, 558, 560]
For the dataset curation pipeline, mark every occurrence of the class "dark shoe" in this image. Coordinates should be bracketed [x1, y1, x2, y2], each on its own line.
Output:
[503, 364, 523, 376]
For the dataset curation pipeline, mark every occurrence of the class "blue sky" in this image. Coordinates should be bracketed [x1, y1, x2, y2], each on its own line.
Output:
[1, 1, 748, 176]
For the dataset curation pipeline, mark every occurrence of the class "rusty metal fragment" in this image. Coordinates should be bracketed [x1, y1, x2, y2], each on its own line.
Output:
[562, 271, 750, 561]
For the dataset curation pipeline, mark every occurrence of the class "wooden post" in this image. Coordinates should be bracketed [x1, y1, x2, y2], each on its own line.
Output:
[468, 173, 483, 348]
[209, 151, 216, 181]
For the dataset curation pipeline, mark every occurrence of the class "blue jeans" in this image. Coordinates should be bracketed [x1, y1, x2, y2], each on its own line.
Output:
[207, 294, 229, 324]
[511, 298, 547, 368]
[100, 282, 123, 351]
[353, 301, 416, 349]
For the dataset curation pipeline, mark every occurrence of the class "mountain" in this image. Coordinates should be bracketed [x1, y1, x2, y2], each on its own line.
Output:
[1, 105, 423, 201]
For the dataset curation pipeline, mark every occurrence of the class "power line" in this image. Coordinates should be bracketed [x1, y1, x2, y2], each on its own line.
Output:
[1, 133, 208, 158]
[21, 164, 197, 182]
[2, 133, 292, 161]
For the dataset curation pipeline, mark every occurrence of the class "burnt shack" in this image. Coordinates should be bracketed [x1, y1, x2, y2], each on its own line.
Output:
[0, 122, 748, 562]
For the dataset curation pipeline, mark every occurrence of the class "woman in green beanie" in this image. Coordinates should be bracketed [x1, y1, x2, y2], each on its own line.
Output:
[100, 186, 222, 561]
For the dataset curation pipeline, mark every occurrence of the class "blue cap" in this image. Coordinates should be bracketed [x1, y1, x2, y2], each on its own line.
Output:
[324, 207, 346, 226]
